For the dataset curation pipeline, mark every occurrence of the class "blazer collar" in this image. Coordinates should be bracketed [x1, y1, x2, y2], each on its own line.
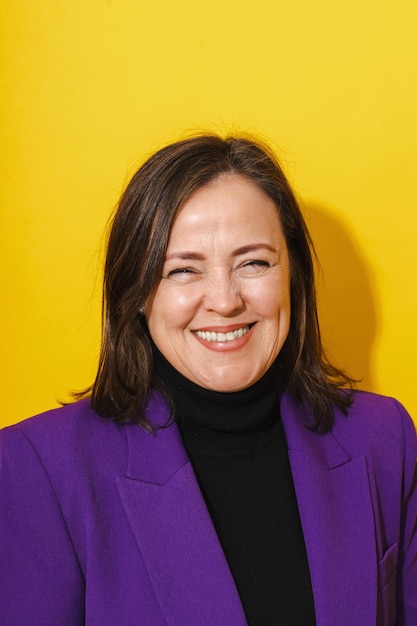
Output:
[281, 392, 378, 625]
[118, 391, 247, 626]
[280, 391, 352, 468]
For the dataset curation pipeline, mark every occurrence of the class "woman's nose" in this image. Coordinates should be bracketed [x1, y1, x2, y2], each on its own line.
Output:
[203, 273, 244, 316]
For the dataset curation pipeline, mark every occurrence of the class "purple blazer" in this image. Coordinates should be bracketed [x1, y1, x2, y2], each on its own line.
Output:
[1, 390, 416, 625]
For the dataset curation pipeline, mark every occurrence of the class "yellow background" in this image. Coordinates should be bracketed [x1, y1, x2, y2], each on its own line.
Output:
[1, 1, 416, 427]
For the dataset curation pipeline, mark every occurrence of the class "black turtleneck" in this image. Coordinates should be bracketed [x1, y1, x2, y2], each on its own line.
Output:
[153, 346, 316, 626]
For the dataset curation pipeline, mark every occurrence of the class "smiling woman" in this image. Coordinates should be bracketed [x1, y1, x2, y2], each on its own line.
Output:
[146, 175, 291, 392]
[1, 134, 416, 625]
[90, 134, 355, 432]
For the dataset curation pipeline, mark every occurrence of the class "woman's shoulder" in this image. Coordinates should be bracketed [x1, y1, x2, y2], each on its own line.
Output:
[332, 389, 416, 462]
[338, 389, 412, 431]
[0, 400, 128, 477]
[0, 392, 175, 476]
[2, 399, 109, 444]
[283, 388, 415, 462]
[347, 388, 409, 414]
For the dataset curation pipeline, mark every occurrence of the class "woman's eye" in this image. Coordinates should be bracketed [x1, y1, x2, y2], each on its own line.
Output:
[168, 268, 192, 275]
[165, 267, 200, 282]
[240, 260, 271, 274]
[245, 260, 270, 268]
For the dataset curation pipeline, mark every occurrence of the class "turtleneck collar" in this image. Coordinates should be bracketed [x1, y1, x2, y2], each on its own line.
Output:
[152, 342, 284, 454]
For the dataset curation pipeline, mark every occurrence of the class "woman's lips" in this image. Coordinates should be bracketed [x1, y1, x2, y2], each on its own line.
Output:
[194, 325, 250, 343]
[192, 323, 255, 349]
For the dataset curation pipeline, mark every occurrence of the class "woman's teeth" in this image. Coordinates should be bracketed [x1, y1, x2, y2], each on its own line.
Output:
[195, 325, 250, 343]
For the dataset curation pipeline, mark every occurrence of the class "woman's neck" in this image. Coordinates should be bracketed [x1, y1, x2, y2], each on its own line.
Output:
[152, 342, 283, 454]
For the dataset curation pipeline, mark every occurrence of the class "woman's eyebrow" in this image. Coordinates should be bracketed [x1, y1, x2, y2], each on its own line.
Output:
[232, 243, 277, 256]
[165, 243, 277, 261]
[165, 251, 205, 261]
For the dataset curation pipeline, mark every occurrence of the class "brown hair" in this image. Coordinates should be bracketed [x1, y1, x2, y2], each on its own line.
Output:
[84, 134, 354, 432]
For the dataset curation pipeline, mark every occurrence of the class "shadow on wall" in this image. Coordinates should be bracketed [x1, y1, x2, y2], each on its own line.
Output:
[303, 202, 379, 393]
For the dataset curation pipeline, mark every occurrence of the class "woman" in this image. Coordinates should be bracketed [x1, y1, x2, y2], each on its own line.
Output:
[1, 134, 416, 625]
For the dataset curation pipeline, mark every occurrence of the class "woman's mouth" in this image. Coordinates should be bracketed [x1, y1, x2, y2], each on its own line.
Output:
[194, 324, 253, 343]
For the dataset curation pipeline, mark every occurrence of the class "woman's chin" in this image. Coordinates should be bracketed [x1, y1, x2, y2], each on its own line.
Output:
[189, 368, 264, 393]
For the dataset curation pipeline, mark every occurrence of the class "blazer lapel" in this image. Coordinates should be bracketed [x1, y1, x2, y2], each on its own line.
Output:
[281, 393, 378, 626]
[116, 393, 247, 626]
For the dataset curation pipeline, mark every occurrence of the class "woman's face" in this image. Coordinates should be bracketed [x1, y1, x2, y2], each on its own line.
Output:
[145, 174, 291, 392]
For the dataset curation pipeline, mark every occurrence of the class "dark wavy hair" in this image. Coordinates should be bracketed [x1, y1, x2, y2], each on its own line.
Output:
[83, 134, 354, 432]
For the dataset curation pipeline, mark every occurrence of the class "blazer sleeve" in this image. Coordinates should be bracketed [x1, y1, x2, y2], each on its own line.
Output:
[395, 401, 417, 624]
[0, 426, 85, 625]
